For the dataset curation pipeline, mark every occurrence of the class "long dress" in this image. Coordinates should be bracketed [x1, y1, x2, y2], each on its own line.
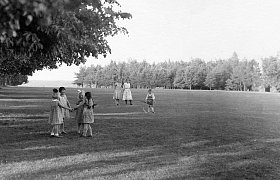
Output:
[59, 94, 70, 119]
[75, 99, 84, 125]
[82, 98, 94, 124]
[122, 82, 133, 100]
[113, 82, 122, 100]
[49, 99, 63, 125]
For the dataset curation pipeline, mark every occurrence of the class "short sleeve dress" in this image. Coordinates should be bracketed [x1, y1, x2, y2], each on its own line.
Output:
[113, 82, 122, 100]
[59, 94, 70, 119]
[49, 99, 63, 125]
[122, 83, 133, 100]
[82, 98, 94, 124]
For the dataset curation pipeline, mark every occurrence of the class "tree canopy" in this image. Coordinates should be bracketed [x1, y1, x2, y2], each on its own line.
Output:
[0, 0, 132, 76]
[74, 53, 265, 91]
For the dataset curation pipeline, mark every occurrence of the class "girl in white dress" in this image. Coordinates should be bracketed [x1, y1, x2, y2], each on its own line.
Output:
[122, 79, 133, 105]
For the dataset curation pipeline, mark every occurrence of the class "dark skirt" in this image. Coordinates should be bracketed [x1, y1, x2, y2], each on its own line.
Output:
[147, 99, 153, 106]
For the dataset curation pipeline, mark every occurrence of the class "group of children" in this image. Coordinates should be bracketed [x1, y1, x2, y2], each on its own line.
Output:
[48, 87, 94, 138]
[48, 86, 156, 138]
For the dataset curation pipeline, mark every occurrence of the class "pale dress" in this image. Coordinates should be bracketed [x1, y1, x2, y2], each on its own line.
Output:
[75, 99, 84, 124]
[113, 82, 122, 100]
[82, 98, 94, 124]
[49, 99, 63, 125]
[122, 83, 133, 100]
[59, 94, 70, 119]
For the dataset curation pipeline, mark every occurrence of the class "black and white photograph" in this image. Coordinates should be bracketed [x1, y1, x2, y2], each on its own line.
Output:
[1, 0, 280, 179]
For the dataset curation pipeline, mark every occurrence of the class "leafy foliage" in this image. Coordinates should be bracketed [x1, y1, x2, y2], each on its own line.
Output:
[0, 0, 132, 76]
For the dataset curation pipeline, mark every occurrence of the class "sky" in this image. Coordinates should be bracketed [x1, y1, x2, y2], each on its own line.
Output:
[29, 0, 280, 81]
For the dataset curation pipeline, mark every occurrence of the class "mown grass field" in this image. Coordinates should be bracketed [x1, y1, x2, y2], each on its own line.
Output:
[1, 87, 280, 179]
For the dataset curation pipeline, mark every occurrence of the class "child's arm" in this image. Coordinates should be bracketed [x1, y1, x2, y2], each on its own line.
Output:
[58, 101, 72, 111]
[65, 96, 71, 108]
[74, 100, 84, 110]
[145, 94, 148, 102]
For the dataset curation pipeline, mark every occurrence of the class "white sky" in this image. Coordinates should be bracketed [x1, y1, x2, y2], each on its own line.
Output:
[29, 0, 280, 81]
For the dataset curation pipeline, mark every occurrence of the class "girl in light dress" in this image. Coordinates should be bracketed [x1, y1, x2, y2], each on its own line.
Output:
[58, 87, 72, 134]
[122, 79, 133, 105]
[49, 88, 73, 138]
[113, 78, 122, 106]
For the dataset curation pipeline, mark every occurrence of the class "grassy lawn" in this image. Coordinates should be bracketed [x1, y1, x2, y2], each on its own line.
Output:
[1, 87, 280, 179]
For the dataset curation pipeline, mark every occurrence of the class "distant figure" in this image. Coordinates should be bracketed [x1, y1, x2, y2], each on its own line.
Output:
[49, 88, 72, 138]
[144, 88, 156, 113]
[58, 87, 72, 134]
[122, 79, 133, 105]
[113, 78, 122, 106]
[74, 90, 85, 134]
[81, 92, 94, 137]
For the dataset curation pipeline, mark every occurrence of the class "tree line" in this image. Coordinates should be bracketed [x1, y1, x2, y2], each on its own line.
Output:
[74, 52, 280, 91]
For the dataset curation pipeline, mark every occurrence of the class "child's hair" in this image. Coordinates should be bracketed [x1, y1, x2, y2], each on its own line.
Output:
[148, 88, 152, 92]
[52, 89, 58, 99]
[59, 87, 66, 92]
[85, 92, 92, 100]
[53, 88, 58, 93]
[85, 92, 92, 109]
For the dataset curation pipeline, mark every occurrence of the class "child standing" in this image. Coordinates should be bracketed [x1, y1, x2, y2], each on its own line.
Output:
[122, 79, 133, 105]
[113, 78, 122, 106]
[74, 90, 85, 134]
[49, 88, 72, 138]
[144, 89, 156, 113]
[81, 92, 94, 137]
[58, 87, 71, 134]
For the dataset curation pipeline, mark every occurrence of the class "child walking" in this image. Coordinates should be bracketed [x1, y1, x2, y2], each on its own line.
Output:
[144, 89, 156, 113]
[58, 87, 71, 134]
[49, 88, 72, 138]
[81, 92, 94, 137]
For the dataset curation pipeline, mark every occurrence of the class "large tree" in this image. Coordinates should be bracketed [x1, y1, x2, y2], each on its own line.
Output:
[0, 0, 132, 75]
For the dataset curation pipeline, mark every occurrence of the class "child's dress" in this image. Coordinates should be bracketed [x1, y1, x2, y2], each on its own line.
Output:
[82, 98, 94, 124]
[113, 82, 122, 100]
[59, 94, 70, 119]
[75, 99, 84, 125]
[122, 82, 133, 100]
[49, 99, 63, 125]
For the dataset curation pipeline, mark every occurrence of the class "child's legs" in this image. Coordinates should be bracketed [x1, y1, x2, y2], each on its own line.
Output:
[55, 125, 60, 135]
[77, 123, 81, 132]
[82, 124, 88, 136]
[61, 119, 65, 132]
[148, 105, 151, 112]
[51, 125, 55, 134]
[79, 123, 83, 133]
[88, 124, 93, 136]
[151, 106, 155, 112]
